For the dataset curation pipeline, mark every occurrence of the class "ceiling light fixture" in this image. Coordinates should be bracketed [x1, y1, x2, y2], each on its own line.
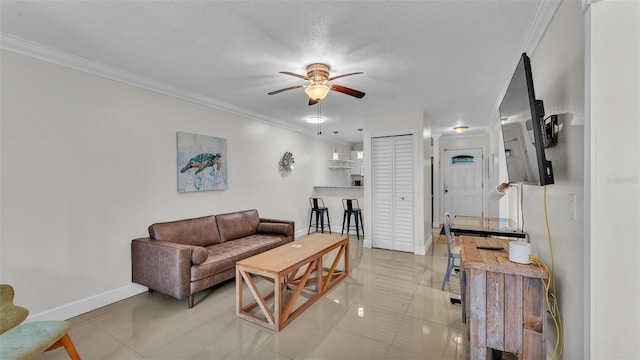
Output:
[332, 131, 340, 159]
[304, 83, 331, 101]
[453, 125, 469, 134]
[305, 116, 324, 124]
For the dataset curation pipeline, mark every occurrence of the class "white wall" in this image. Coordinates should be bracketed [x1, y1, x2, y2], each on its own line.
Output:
[422, 112, 433, 251]
[486, 118, 509, 219]
[431, 135, 441, 227]
[586, 0, 640, 357]
[439, 134, 488, 151]
[530, 1, 586, 357]
[490, 1, 587, 357]
[0, 50, 349, 317]
[489, 3, 640, 356]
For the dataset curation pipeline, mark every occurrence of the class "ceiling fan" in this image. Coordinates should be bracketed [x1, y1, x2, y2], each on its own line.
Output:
[268, 63, 365, 105]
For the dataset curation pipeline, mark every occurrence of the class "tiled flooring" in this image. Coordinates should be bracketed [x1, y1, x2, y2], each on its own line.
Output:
[40, 230, 465, 359]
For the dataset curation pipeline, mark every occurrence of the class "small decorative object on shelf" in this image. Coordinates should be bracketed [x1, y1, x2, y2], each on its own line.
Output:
[278, 151, 295, 178]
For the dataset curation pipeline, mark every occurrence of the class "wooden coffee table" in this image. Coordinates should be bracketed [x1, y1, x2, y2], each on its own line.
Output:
[235, 233, 349, 331]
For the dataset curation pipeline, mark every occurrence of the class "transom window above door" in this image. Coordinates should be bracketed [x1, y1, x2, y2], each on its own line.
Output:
[451, 155, 476, 165]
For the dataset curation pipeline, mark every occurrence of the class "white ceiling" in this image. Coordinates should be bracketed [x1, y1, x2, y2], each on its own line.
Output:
[0, 1, 559, 143]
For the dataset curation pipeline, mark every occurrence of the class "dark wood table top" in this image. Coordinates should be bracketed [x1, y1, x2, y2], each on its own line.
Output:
[450, 215, 526, 239]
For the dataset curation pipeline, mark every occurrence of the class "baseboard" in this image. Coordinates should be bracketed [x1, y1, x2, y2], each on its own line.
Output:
[300, 227, 353, 239]
[433, 221, 441, 228]
[297, 228, 332, 238]
[26, 283, 148, 322]
[295, 228, 309, 239]
[363, 237, 429, 254]
[415, 234, 432, 255]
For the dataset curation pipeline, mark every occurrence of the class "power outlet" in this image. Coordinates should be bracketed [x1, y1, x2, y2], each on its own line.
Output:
[569, 194, 576, 220]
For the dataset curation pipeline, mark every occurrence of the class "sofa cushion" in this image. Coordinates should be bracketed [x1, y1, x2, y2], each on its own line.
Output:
[148, 215, 221, 247]
[216, 209, 260, 242]
[191, 247, 209, 265]
[191, 234, 288, 281]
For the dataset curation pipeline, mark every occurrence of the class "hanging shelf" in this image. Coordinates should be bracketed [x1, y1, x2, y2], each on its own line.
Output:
[328, 159, 353, 169]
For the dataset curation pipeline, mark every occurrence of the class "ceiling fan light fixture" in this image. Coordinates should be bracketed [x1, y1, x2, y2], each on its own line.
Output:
[304, 83, 330, 101]
[269, 63, 364, 105]
[454, 125, 469, 134]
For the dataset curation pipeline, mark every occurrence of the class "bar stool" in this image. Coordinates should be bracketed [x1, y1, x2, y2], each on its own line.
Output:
[308, 197, 331, 234]
[341, 198, 363, 240]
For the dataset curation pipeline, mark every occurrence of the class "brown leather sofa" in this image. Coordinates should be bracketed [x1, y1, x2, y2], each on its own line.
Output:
[131, 209, 294, 308]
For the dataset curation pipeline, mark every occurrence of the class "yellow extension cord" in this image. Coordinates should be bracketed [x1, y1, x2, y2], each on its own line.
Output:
[528, 185, 565, 360]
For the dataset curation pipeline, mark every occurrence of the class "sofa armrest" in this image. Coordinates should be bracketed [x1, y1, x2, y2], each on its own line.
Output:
[257, 218, 295, 239]
[131, 238, 193, 300]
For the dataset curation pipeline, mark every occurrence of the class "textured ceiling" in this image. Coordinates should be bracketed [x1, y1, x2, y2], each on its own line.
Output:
[0, 1, 559, 143]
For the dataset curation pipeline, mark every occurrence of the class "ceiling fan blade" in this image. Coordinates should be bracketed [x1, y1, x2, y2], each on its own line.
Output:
[280, 71, 309, 80]
[330, 84, 366, 98]
[327, 72, 364, 81]
[268, 85, 304, 95]
[308, 98, 319, 106]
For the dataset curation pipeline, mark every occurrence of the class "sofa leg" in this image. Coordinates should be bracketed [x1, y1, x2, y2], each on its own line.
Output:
[188, 295, 194, 308]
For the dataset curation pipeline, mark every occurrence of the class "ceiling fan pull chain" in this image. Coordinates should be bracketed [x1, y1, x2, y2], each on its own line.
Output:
[317, 101, 322, 135]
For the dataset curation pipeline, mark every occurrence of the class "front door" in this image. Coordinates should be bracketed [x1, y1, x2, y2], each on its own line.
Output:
[442, 148, 484, 220]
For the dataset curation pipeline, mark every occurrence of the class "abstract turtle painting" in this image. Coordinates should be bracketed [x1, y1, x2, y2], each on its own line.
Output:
[180, 153, 222, 175]
[177, 132, 228, 192]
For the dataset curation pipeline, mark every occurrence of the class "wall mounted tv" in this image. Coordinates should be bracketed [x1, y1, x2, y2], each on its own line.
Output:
[499, 53, 554, 186]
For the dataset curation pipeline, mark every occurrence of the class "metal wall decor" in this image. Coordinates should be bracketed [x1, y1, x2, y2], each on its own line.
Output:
[278, 151, 295, 178]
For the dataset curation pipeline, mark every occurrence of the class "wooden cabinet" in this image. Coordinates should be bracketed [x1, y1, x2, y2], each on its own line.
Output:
[460, 236, 548, 359]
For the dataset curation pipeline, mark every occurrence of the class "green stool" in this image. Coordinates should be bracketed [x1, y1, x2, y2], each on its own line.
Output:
[0, 284, 81, 360]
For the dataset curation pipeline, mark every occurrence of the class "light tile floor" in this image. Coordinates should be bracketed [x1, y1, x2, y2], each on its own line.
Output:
[39, 229, 465, 360]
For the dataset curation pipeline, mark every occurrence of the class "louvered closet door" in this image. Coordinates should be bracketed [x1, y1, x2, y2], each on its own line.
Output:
[372, 137, 393, 250]
[392, 135, 414, 252]
[371, 135, 415, 252]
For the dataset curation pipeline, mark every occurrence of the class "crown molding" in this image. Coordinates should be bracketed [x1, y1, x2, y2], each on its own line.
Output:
[522, 0, 562, 55]
[0, 33, 306, 135]
[582, 0, 605, 13]
[0, 33, 205, 105]
[488, 0, 562, 127]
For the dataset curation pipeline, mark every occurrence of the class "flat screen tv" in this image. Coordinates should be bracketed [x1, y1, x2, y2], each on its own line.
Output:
[499, 53, 554, 186]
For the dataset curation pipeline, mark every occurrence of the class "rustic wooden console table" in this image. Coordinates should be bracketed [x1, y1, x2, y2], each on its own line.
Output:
[459, 236, 549, 359]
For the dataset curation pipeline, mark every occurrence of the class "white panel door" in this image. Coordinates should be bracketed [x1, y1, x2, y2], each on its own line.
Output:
[371, 135, 414, 252]
[442, 148, 484, 219]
